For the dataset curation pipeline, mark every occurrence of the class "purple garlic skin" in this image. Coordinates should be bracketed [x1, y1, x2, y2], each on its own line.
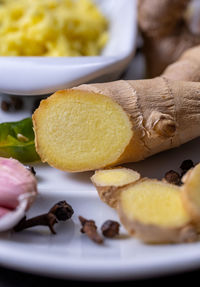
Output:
[0, 157, 37, 231]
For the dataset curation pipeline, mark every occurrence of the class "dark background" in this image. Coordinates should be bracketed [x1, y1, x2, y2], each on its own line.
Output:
[0, 265, 200, 286]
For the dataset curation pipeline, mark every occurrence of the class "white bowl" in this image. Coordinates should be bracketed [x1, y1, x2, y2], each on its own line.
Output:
[0, 0, 137, 96]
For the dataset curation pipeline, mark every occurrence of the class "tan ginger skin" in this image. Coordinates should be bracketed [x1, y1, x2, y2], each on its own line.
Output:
[163, 45, 200, 82]
[138, 0, 200, 77]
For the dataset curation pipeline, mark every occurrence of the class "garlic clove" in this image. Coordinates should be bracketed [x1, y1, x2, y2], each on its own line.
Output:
[0, 157, 37, 232]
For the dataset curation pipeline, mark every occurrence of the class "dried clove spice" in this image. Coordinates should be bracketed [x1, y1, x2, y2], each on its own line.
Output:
[101, 220, 120, 238]
[14, 213, 58, 234]
[49, 200, 74, 221]
[164, 170, 181, 185]
[25, 165, 36, 176]
[1, 100, 11, 112]
[79, 216, 103, 244]
[14, 200, 74, 234]
[180, 159, 194, 176]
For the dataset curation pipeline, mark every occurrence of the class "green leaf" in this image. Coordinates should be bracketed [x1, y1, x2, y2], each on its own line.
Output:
[0, 118, 40, 163]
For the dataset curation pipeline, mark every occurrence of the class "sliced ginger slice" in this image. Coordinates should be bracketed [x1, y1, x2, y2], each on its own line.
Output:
[182, 163, 200, 222]
[118, 179, 197, 244]
[91, 167, 140, 208]
[33, 90, 133, 172]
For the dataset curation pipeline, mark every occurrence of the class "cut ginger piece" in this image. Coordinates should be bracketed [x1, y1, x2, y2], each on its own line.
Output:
[91, 167, 140, 208]
[182, 163, 200, 222]
[33, 90, 133, 172]
[33, 77, 200, 172]
[118, 179, 197, 244]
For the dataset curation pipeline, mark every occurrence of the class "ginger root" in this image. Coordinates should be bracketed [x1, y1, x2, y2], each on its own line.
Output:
[118, 179, 197, 244]
[163, 45, 200, 82]
[33, 77, 200, 172]
[91, 167, 140, 208]
[138, 0, 200, 77]
[181, 163, 200, 222]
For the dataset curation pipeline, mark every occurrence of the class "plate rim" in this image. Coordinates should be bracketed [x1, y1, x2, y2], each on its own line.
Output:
[0, 239, 200, 280]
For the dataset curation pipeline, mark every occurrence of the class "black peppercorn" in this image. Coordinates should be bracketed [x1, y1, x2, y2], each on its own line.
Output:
[164, 170, 181, 185]
[180, 159, 194, 176]
[101, 220, 120, 238]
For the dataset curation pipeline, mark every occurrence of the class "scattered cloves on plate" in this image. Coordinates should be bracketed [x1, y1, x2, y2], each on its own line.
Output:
[79, 216, 103, 244]
[14, 200, 74, 234]
[101, 220, 120, 238]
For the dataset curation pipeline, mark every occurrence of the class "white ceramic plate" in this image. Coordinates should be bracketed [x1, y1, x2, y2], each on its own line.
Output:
[1, 106, 200, 281]
[0, 0, 137, 96]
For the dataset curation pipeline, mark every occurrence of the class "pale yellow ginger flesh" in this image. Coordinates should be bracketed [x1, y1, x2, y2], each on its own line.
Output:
[33, 90, 133, 172]
[182, 163, 200, 221]
[92, 168, 140, 187]
[120, 180, 190, 228]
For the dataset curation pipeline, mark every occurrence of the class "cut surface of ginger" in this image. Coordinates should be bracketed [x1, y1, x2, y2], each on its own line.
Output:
[33, 90, 133, 171]
[182, 163, 200, 220]
[120, 180, 190, 228]
[92, 168, 140, 187]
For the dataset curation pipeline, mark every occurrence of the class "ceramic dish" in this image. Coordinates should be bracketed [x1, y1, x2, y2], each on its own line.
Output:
[0, 0, 137, 96]
[1, 105, 200, 281]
